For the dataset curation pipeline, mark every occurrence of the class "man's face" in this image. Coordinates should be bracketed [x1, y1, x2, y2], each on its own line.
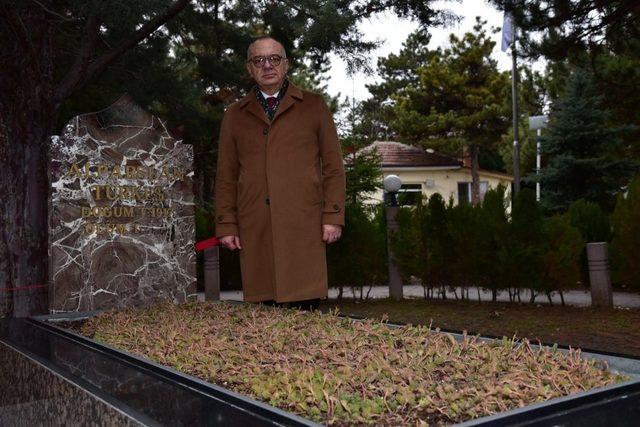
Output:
[246, 39, 289, 92]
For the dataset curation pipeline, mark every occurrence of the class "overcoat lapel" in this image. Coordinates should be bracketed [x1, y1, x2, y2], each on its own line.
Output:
[239, 94, 270, 126]
[273, 84, 303, 123]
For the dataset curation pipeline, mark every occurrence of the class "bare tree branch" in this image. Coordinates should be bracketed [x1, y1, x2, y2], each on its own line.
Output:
[53, 15, 100, 107]
[53, 0, 189, 106]
[31, 0, 72, 22]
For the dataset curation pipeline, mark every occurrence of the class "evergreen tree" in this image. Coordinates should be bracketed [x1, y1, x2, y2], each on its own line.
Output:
[537, 69, 637, 212]
[361, 29, 438, 141]
[327, 204, 387, 300]
[340, 102, 384, 205]
[490, 0, 639, 61]
[478, 185, 508, 301]
[567, 199, 611, 243]
[390, 198, 429, 288]
[392, 18, 510, 204]
[425, 193, 454, 298]
[446, 201, 483, 297]
[540, 215, 584, 305]
[611, 175, 640, 290]
[504, 189, 544, 301]
[494, 0, 640, 158]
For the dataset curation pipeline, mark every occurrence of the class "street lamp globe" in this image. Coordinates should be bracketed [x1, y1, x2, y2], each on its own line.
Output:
[383, 174, 402, 193]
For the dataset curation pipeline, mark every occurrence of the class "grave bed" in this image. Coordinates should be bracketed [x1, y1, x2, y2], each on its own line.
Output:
[1, 301, 640, 426]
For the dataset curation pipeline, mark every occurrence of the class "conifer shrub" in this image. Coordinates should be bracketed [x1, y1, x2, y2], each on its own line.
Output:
[611, 176, 640, 290]
[327, 204, 387, 299]
[540, 215, 584, 304]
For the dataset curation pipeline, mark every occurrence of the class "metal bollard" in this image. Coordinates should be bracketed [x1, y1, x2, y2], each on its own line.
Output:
[204, 246, 221, 301]
[587, 242, 613, 308]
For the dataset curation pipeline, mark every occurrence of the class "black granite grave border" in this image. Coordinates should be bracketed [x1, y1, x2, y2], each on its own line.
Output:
[17, 303, 640, 426]
[2, 316, 320, 427]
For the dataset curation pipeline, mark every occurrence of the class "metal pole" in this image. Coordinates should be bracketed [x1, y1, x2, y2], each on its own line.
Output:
[511, 24, 520, 195]
[536, 128, 541, 201]
[385, 192, 403, 301]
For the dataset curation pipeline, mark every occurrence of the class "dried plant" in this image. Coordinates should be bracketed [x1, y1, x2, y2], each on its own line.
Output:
[82, 302, 626, 426]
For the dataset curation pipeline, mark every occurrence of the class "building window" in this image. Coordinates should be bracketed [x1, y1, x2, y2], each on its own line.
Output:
[398, 184, 422, 206]
[457, 181, 488, 204]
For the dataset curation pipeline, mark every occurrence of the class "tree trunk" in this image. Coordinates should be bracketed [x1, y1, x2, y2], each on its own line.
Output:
[559, 290, 565, 307]
[470, 144, 481, 205]
[492, 289, 497, 302]
[1, 107, 53, 318]
[365, 284, 373, 301]
[1, 8, 55, 317]
[529, 289, 537, 304]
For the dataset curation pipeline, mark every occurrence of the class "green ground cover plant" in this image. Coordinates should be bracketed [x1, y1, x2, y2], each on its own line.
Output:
[82, 302, 626, 426]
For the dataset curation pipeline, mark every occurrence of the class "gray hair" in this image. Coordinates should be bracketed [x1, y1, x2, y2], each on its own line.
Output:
[246, 36, 287, 60]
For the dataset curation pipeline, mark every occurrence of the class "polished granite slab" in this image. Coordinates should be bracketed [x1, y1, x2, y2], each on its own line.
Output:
[0, 336, 144, 426]
[0, 317, 318, 426]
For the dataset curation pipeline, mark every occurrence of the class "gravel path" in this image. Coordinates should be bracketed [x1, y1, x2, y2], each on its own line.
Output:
[207, 285, 640, 308]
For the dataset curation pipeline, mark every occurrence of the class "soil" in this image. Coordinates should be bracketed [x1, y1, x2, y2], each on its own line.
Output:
[321, 298, 640, 358]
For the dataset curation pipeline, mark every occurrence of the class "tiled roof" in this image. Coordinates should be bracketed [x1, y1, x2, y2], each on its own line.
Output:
[361, 141, 462, 168]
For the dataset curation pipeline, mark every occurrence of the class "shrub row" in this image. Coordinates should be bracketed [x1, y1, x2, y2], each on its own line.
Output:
[388, 187, 584, 304]
[328, 176, 640, 301]
[209, 177, 640, 295]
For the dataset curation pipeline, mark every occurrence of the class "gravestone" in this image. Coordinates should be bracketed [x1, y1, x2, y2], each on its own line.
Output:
[48, 96, 196, 313]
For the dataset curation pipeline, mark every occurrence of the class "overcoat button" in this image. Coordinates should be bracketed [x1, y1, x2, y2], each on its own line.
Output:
[266, 197, 270, 205]
[263, 128, 268, 135]
[333, 204, 340, 211]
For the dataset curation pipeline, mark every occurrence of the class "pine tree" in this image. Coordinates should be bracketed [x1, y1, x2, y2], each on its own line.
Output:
[340, 101, 384, 205]
[391, 18, 510, 204]
[537, 69, 637, 212]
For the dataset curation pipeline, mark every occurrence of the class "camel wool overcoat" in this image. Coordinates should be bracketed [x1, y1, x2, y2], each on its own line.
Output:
[214, 83, 345, 303]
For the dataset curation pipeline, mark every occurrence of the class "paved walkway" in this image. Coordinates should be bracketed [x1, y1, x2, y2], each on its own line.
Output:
[212, 285, 640, 309]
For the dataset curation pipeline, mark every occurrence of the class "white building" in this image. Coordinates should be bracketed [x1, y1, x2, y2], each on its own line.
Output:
[359, 141, 512, 205]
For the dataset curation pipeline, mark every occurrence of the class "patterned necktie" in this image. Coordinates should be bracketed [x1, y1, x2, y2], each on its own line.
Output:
[266, 97, 277, 110]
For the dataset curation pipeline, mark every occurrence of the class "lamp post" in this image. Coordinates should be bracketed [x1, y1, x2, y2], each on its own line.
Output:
[528, 115, 548, 201]
[384, 175, 403, 301]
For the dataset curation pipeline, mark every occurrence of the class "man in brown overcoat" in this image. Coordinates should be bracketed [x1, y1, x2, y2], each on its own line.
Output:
[214, 36, 345, 310]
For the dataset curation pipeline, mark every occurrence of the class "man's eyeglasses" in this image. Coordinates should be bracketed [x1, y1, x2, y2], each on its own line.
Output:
[248, 55, 285, 67]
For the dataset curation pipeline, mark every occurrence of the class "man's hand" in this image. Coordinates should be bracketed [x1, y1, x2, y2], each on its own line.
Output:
[322, 224, 342, 244]
[220, 235, 242, 250]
